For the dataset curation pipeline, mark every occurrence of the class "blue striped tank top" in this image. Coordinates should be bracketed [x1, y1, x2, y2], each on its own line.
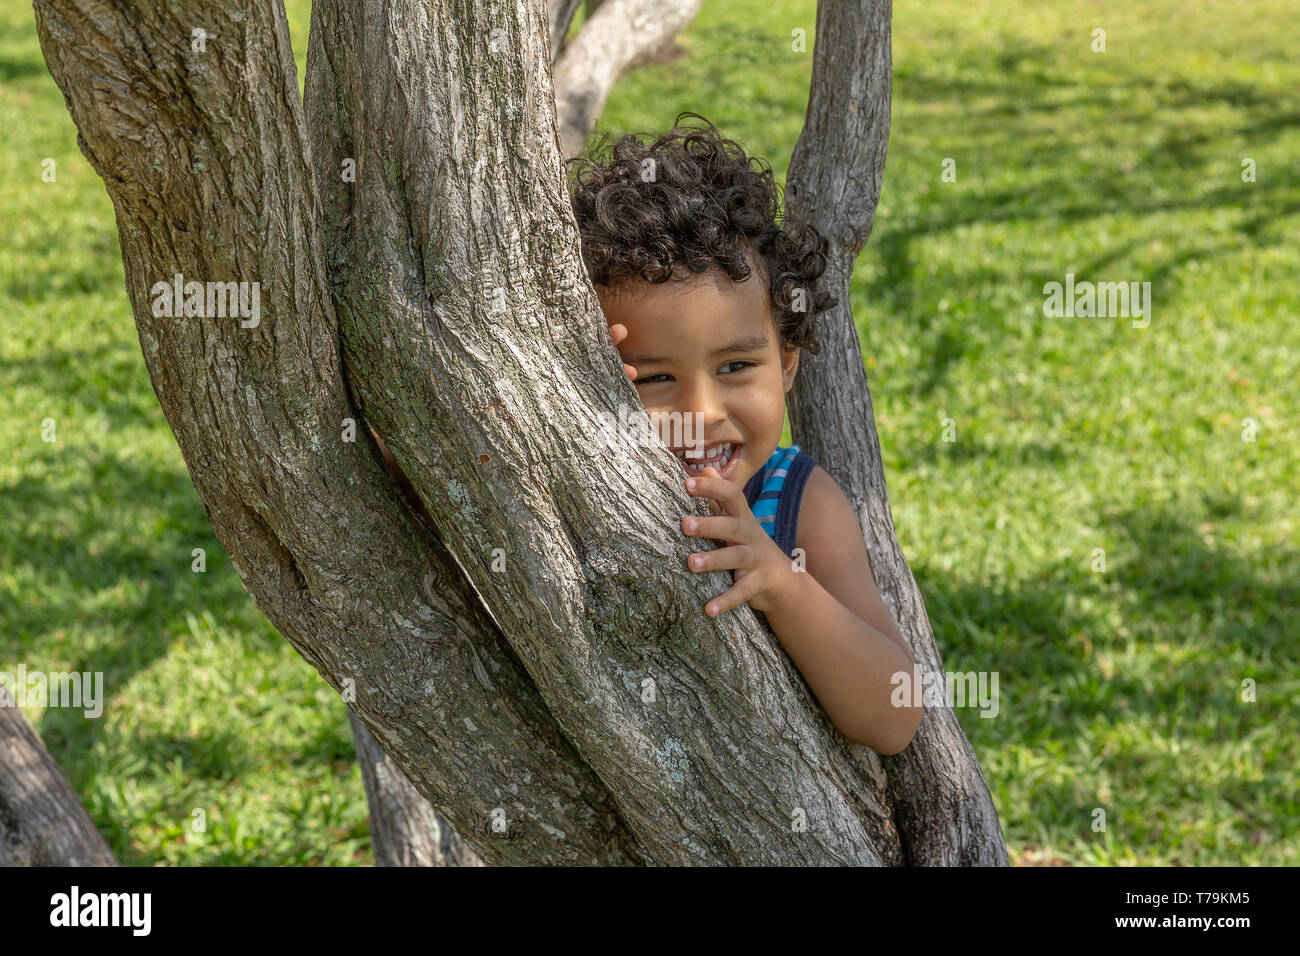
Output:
[743, 444, 818, 559]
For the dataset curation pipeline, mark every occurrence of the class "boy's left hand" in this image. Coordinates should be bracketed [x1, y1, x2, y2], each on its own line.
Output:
[682, 466, 799, 618]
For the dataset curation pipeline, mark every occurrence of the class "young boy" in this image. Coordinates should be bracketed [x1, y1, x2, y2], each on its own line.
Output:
[570, 114, 922, 755]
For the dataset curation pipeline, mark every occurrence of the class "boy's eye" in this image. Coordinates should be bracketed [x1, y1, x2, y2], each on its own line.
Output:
[633, 362, 756, 385]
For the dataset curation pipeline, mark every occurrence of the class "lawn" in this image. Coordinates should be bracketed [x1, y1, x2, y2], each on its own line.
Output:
[2, 0, 1296, 865]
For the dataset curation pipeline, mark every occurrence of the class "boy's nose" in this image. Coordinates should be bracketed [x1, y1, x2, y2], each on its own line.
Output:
[677, 379, 728, 430]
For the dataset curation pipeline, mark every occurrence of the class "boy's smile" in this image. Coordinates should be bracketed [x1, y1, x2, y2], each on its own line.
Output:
[598, 256, 799, 492]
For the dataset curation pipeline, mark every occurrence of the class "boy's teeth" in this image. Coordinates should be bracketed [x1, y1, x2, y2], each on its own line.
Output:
[680, 442, 733, 470]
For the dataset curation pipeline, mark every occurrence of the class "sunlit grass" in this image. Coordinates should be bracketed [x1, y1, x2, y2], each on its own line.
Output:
[2, 0, 1296, 865]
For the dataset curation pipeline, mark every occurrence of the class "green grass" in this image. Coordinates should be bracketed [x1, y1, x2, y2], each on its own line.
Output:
[3, 0, 1296, 865]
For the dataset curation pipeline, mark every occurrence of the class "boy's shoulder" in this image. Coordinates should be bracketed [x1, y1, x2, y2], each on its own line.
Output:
[794, 463, 860, 557]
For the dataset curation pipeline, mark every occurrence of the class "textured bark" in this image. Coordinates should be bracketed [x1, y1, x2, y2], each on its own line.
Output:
[552, 0, 704, 158]
[784, 0, 1009, 865]
[347, 706, 483, 866]
[0, 686, 118, 866]
[354, 428, 471, 865]
[304, 0, 900, 865]
[366, 0, 709, 863]
[34, 0, 644, 867]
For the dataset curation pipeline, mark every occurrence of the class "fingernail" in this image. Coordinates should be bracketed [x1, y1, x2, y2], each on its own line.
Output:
[691, 555, 702, 569]
[685, 518, 696, 532]
[686, 478, 696, 490]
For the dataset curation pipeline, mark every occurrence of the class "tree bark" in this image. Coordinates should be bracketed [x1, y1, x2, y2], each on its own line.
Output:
[784, 0, 1008, 865]
[358, 0, 692, 862]
[346, 706, 483, 866]
[0, 685, 119, 866]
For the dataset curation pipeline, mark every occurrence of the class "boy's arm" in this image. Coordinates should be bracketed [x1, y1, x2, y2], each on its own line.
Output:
[796, 467, 911, 653]
[760, 466, 922, 754]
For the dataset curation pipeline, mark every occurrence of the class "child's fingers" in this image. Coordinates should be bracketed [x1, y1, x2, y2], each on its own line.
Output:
[703, 574, 761, 618]
[686, 545, 757, 574]
[607, 323, 636, 379]
[681, 514, 752, 544]
[684, 469, 748, 517]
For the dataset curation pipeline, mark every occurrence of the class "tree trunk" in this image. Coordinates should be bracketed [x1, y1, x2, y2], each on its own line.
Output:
[30, 0, 1008, 865]
[0, 685, 118, 866]
[357, 0, 698, 863]
[784, 0, 1009, 865]
[303, 0, 899, 866]
[354, 0, 698, 865]
[346, 706, 483, 866]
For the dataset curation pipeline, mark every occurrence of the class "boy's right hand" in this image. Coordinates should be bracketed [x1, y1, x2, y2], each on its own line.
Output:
[608, 323, 637, 381]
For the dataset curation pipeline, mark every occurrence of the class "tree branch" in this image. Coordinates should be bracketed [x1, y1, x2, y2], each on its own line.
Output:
[547, 0, 584, 62]
[552, 0, 703, 158]
[784, 0, 1009, 865]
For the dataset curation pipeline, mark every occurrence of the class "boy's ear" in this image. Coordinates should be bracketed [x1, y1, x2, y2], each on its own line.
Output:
[781, 345, 800, 393]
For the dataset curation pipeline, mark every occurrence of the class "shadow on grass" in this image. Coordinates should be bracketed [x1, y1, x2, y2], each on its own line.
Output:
[0, 55, 45, 83]
[916, 501, 1296, 725]
[903, 433, 1072, 467]
[864, 42, 1300, 395]
[911, 497, 1295, 858]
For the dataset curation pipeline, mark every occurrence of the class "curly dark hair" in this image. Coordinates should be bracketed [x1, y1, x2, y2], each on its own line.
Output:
[566, 112, 836, 354]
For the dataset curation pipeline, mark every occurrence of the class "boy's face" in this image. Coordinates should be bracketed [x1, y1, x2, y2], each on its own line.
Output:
[598, 258, 799, 491]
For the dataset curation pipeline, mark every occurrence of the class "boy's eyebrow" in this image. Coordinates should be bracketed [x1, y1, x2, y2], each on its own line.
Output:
[624, 333, 770, 367]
